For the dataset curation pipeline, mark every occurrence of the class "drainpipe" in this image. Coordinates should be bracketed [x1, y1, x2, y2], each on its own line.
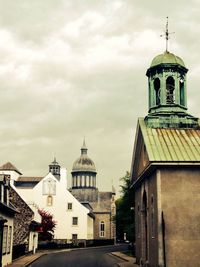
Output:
[161, 212, 166, 267]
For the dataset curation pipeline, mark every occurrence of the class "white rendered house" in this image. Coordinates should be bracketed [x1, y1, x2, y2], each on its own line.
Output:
[0, 160, 94, 243]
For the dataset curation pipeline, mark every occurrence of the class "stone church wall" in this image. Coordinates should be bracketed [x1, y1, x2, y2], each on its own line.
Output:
[134, 170, 158, 266]
[160, 167, 200, 267]
[93, 213, 111, 239]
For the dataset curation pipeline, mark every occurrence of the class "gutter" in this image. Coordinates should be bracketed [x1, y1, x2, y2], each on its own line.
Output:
[131, 162, 200, 189]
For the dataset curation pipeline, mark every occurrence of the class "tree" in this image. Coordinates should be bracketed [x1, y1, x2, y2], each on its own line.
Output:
[38, 209, 57, 241]
[115, 171, 135, 242]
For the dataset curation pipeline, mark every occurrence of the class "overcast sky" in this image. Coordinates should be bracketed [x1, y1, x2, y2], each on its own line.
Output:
[0, 0, 199, 196]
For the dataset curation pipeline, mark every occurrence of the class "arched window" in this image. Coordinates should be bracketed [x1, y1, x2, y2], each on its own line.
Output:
[179, 79, 185, 106]
[154, 78, 160, 105]
[100, 221, 105, 237]
[166, 76, 175, 104]
[47, 195, 53, 206]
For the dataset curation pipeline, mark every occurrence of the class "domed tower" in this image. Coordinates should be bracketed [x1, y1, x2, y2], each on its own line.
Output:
[71, 140, 97, 188]
[145, 51, 199, 128]
[49, 157, 61, 180]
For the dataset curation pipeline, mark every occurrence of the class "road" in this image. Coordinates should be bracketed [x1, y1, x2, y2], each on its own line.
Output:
[29, 244, 129, 267]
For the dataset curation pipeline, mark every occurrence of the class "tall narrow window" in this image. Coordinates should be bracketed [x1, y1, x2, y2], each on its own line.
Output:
[47, 195, 53, 206]
[3, 185, 7, 204]
[72, 217, 78, 226]
[100, 221, 105, 237]
[2, 225, 8, 254]
[67, 203, 73, 211]
[180, 79, 185, 106]
[72, 234, 77, 240]
[0, 184, 2, 202]
[7, 226, 12, 254]
[154, 78, 160, 105]
[1, 185, 4, 203]
[166, 76, 175, 104]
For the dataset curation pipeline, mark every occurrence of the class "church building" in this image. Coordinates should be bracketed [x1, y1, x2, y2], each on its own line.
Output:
[70, 140, 116, 242]
[0, 160, 94, 245]
[130, 48, 200, 267]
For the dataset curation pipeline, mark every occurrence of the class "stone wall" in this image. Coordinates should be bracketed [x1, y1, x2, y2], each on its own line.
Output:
[93, 213, 111, 239]
[9, 187, 34, 246]
[161, 167, 200, 267]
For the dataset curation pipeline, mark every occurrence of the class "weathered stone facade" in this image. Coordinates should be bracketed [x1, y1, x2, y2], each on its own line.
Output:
[130, 50, 200, 267]
[9, 187, 34, 246]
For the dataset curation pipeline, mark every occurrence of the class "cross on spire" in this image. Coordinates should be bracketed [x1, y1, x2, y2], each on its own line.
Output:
[160, 17, 175, 52]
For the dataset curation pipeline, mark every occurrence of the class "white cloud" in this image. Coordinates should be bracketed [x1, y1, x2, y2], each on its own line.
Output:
[0, 0, 199, 194]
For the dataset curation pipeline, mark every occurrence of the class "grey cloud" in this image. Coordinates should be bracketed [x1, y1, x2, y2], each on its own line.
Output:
[0, 0, 199, 194]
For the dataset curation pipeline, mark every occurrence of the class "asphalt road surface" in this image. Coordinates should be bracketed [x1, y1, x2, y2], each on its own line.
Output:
[29, 244, 129, 267]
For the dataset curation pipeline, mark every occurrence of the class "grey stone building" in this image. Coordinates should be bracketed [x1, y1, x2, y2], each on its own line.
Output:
[130, 50, 200, 267]
[70, 140, 116, 242]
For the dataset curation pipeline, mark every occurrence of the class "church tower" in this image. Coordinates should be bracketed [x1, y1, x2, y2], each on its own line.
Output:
[130, 20, 200, 267]
[49, 158, 61, 180]
[145, 51, 199, 128]
[70, 140, 116, 241]
[145, 17, 198, 129]
[70, 140, 98, 202]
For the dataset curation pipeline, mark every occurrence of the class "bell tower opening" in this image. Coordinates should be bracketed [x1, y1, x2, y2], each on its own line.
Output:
[154, 78, 161, 106]
[166, 76, 175, 104]
[49, 158, 60, 180]
[180, 79, 185, 106]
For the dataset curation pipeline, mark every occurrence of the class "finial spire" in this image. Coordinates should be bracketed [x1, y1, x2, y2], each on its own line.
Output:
[81, 137, 88, 155]
[83, 137, 86, 148]
[160, 17, 175, 52]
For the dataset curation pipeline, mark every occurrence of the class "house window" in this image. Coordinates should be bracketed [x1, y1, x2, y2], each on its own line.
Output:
[2, 225, 8, 254]
[67, 203, 72, 211]
[72, 217, 78, 226]
[47, 195, 53, 206]
[72, 234, 78, 240]
[1, 184, 4, 203]
[3, 186, 7, 204]
[99, 221, 105, 237]
[0, 184, 2, 202]
[7, 226, 12, 254]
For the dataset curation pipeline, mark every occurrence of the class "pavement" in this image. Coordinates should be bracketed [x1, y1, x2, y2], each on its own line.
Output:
[7, 247, 139, 267]
[111, 252, 139, 267]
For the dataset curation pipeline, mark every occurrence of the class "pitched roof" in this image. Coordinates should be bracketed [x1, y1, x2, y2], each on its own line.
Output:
[139, 118, 200, 162]
[17, 176, 43, 182]
[0, 162, 22, 175]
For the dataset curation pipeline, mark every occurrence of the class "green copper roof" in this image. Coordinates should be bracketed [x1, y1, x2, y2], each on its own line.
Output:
[139, 118, 200, 162]
[150, 51, 185, 68]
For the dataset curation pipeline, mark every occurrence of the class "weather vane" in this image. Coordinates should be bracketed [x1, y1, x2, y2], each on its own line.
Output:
[160, 17, 175, 52]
